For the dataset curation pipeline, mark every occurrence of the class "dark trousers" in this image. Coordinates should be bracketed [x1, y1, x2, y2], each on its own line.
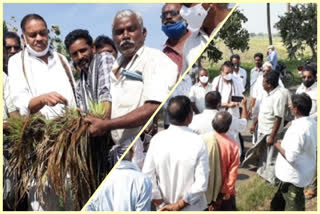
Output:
[270, 182, 305, 211]
[214, 195, 236, 211]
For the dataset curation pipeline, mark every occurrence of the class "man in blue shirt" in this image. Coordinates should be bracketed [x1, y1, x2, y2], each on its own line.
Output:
[267, 45, 278, 70]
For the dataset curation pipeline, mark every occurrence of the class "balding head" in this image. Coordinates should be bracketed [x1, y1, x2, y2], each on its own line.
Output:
[212, 111, 232, 133]
[205, 91, 221, 109]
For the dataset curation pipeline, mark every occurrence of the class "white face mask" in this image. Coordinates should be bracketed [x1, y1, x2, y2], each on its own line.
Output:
[199, 76, 209, 83]
[180, 4, 209, 31]
[223, 73, 233, 81]
[24, 35, 50, 57]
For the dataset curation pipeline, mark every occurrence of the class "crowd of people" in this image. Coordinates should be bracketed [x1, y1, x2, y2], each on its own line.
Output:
[3, 3, 233, 211]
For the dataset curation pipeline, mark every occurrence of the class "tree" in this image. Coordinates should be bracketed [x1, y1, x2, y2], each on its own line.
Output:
[275, 3, 317, 60]
[203, 9, 250, 63]
[3, 21, 8, 34]
[266, 3, 273, 45]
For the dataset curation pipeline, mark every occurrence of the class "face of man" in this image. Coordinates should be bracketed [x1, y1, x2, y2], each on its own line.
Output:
[5, 38, 21, 58]
[69, 38, 93, 73]
[112, 14, 146, 59]
[263, 66, 272, 75]
[3, 42, 8, 72]
[161, 3, 182, 25]
[302, 70, 316, 88]
[221, 65, 233, 82]
[199, 69, 208, 78]
[23, 19, 49, 52]
[254, 56, 263, 68]
[262, 78, 271, 92]
[96, 44, 117, 59]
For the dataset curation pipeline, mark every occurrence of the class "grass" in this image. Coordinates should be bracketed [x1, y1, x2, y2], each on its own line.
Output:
[236, 175, 278, 211]
[203, 36, 313, 89]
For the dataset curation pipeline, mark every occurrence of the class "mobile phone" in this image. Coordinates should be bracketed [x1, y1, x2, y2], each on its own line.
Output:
[231, 96, 243, 102]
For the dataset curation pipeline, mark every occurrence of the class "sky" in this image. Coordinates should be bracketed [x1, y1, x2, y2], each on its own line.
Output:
[3, 3, 237, 50]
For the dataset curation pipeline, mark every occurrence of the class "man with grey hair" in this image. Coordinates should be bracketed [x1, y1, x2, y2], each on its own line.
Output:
[85, 147, 152, 211]
[85, 9, 178, 169]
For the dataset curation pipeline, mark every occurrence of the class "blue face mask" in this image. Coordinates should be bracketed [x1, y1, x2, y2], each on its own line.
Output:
[161, 19, 187, 39]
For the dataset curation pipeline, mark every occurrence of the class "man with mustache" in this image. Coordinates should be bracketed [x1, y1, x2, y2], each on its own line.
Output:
[4, 31, 21, 63]
[7, 13, 76, 210]
[65, 29, 114, 116]
[85, 9, 178, 169]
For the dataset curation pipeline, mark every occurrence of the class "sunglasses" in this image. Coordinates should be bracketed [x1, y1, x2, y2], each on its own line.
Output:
[161, 10, 180, 19]
[6, 45, 21, 51]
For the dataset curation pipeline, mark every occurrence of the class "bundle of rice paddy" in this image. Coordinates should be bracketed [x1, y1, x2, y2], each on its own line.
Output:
[6, 102, 112, 210]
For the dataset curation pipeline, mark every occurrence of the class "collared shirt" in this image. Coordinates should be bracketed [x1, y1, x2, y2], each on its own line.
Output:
[296, 82, 317, 120]
[110, 45, 178, 145]
[163, 30, 192, 75]
[189, 82, 213, 113]
[275, 116, 317, 188]
[212, 75, 244, 118]
[249, 66, 263, 96]
[76, 52, 113, 112]
[182, 26, 219, 74]
[257, 86, 286, 135]
[85, 160, 152, 211]
[142, 125, 209, 211]
[233, 67, 247, 88]
[252, 74, 284, 100]
[216, 132, 239, 196]
[3, 72, 17, 120]
[8, 49, 76, 119]
[267, 51, 278, 70]
[189, 108, 247, 154]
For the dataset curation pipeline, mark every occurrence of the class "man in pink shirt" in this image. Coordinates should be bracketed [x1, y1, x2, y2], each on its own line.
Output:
[213, 111, 240, 211]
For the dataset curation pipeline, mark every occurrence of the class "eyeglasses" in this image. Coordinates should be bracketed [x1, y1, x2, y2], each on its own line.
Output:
[161, 10, 180, 19]
[5, 45, 21, 51]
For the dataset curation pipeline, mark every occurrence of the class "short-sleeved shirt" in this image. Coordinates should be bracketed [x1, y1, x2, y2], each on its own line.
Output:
[249, 67, 263, 97]
[110, 46, 178, 145]
[233, 67, 247, 89]
[189, 82, 213, 113]
[3, 72, 17, 120]
[296, 82, 317, 120]
[258, 86, 286, 135]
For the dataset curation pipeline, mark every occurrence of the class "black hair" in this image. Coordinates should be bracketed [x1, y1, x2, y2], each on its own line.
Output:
[212, 111, 232, 133]
[263, 71, 279, 89]
[94, 35, 117, 54]
[167, 96, 192, 125]
[302, 63, 317, 78]
[20, 13, 47, 33]
[220, 61, 233, 72]
[230, 54, 240, 61]
[4, 31, 21, 47]
[205, 91, 221, 109]
[254, 52, 263, 60]
[291, 93, 312, 116]
[64, 29, 93, 53]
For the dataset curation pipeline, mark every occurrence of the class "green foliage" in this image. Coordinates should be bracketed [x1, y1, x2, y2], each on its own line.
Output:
[204, 9, 250, 63]
[274, 3, 317, 60]
[3, 21, 8, 34]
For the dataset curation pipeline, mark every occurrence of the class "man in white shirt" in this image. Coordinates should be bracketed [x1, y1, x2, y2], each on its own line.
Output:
[230, 54, 247, 89]
[7, 14, 76, 211]
[143, 96, 209, 211]
[212, 61, 244, 118]
[180, 3, 231, 73]
[85, 148, 152, 211]
[245, 71, 286, 185]
[85, 9, 178, 169]
[296, 63, 317, 120]
[189, 68, 213, 114]
[271, 93, 316, 211]
[189, 91, 248, 155]
[249, 53, 264, 98]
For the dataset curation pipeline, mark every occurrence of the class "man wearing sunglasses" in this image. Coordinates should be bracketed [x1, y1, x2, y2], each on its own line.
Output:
[161, 3, 192, 74]
[4, 31, 21, 61]
[180, 3, 231, 75]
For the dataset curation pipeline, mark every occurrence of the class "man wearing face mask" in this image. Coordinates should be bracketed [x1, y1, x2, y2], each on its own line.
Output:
[8, 14, 77, 119]
[189, 68, 212, 114]
[65, 29, 114, 116]
[296, 63, 317, 121]
[7, 14, 76, 210]
[212, 61, 244, 119]
[161, 3, 192, 75]
[180, 3, 231, 74]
